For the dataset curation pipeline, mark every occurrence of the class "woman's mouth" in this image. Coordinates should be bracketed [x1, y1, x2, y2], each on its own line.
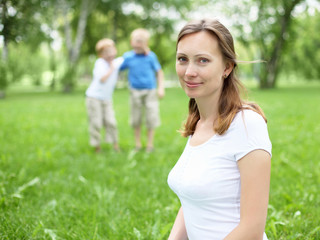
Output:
[184, 81, 203, 88]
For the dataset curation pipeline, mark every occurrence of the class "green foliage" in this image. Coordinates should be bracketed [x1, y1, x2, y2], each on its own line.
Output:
[282, 9, 320, 80]
[0, 0, 48, 45]
[0, 85, 319, 239]
[0, 61, 8, 91]
[230, 0, 306, 88]
[2, 43, 47, 86]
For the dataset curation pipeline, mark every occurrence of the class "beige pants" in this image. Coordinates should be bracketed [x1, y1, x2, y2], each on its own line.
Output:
[86, 97, 118, 147]
[130, 89, 160, 129]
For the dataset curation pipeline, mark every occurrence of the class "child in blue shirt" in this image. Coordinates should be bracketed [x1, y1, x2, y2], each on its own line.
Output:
[120, 28, 165, 152]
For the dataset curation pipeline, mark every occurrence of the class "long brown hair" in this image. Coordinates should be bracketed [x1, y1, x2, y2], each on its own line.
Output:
[178, 19, 266, 137]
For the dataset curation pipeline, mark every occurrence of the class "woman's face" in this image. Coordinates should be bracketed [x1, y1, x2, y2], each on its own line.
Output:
[176, 31, 227, 101]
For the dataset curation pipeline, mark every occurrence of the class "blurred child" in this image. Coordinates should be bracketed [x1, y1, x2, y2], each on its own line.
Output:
[120, 28, 165, 152]
[85, 38, 123, 152]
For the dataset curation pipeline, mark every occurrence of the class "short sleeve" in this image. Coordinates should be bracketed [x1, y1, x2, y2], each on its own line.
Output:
[114, 57, 124, 69]
[119, 51, 131, 70]
[232, 110, 272, 161]
[93, 58, 109, 80]
[150, 52, 161, 71]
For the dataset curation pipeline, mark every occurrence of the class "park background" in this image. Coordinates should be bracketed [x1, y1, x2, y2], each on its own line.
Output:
[0, 0, 319, 239]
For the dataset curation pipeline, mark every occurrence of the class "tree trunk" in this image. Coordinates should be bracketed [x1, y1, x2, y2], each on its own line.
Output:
[60, 0, 92, 92]
[112, 10, 119, 42]
[0, 0, 8, 98]
[2, 40, 8, 62]
[71, 0, 90, 63]
[48, 42, 57, 91]
[259, 0, 303, 88]
[1, 0, 9, 61]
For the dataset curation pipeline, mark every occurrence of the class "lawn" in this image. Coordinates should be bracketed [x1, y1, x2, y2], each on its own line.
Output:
[0, 84, 319, 239]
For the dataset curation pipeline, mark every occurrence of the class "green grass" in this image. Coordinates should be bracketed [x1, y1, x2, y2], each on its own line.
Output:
[0, 85, 319, 239]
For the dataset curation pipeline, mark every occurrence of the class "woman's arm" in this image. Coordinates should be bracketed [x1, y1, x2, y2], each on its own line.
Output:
[224, 149, 271, 240]
[168, 207, 188, 240]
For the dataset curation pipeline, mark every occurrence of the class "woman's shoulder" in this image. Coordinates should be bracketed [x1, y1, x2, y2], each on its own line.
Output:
[231, 109, 268, 135]
[230, 108, 272, 160]
[234, 109, 266, 125]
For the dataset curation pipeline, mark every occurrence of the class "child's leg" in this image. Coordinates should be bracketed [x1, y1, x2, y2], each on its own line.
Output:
[86, 97, 103, 151]
[134, 126, 142, 149]
[102, 100, 119, 150]
[146, 128, 154, 150]
[145, 90, 160, 150]
[130, 89, 144, 148]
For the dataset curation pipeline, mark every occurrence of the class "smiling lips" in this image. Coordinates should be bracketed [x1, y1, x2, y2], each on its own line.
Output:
[184, 80, 203, 88]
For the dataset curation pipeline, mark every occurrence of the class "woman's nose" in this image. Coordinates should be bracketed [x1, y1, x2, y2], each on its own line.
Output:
[185, 64, 197, 77]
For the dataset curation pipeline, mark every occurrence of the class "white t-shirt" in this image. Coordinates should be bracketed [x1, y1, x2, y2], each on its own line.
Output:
[167, 109, 272, 240]
[86, 57, 123, 101]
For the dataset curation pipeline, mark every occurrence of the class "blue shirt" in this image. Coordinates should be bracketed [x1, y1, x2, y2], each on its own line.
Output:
[120, 50, 161, 89]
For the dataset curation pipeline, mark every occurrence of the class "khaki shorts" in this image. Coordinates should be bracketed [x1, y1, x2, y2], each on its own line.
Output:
[130, 89, 160, 129]
[86, 97, 118, 146]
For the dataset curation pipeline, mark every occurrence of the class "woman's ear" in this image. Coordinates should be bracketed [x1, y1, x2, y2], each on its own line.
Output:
[224, 62, 234, 78]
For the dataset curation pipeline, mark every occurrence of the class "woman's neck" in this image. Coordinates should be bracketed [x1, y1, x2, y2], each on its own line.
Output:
[195, 95, 220, 123]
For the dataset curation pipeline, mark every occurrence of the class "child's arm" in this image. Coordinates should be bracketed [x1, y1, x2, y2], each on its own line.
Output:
[100, 62, 115, 83]
[157, 69, 165, 98]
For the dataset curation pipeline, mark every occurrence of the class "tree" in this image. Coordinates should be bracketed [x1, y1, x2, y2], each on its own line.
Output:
[231, 0, 304, 88]
[282, 8, 320, 80]
[58, 0, 97, 92]
[259, 0, 303, 88]
[0, 0, 47, 98]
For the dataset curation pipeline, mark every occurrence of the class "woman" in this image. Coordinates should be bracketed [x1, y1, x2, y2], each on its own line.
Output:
[167, 19, 272, 240]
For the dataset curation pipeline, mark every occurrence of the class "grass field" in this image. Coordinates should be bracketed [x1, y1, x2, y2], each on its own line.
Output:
[0, 84, 319, 239]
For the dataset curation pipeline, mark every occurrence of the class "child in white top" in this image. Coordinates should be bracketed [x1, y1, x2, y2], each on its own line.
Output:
[85, 38, 123, 152]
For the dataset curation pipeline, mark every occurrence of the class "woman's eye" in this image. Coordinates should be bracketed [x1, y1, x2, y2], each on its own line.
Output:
[177, 56, 187, 62]
[199, 58, 209, 63]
